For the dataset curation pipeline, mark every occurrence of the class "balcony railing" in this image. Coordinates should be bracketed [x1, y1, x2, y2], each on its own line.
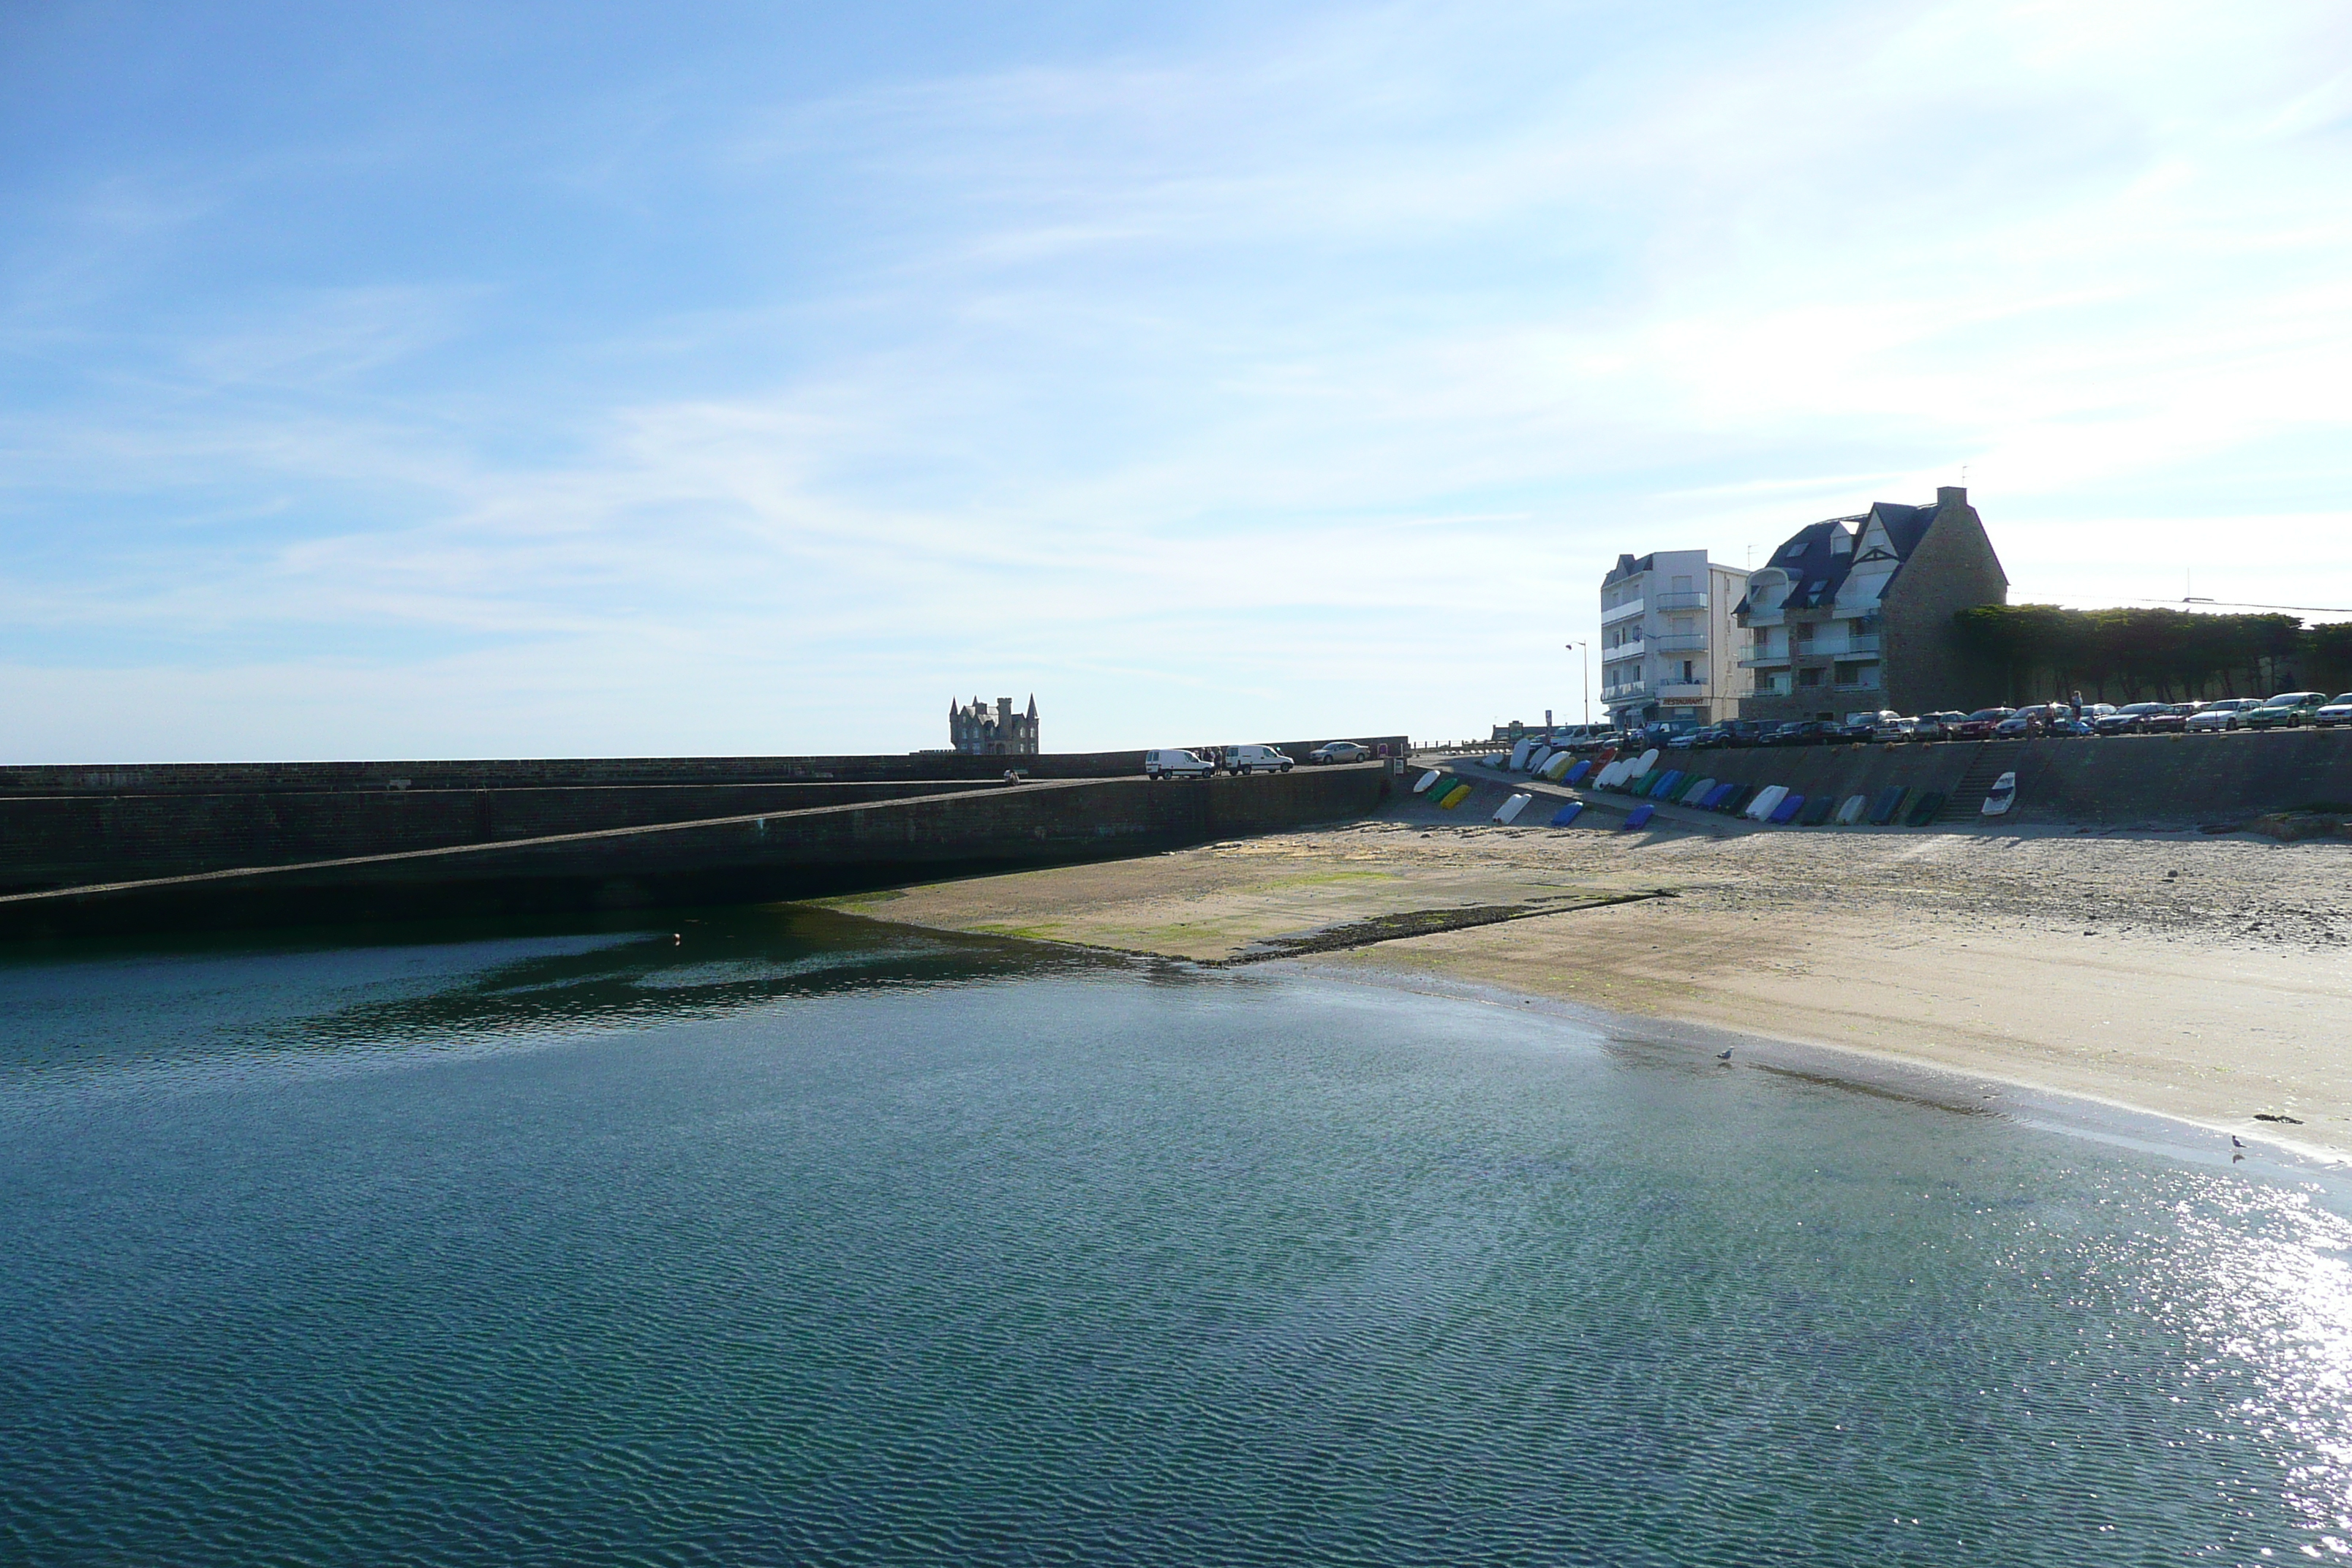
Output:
[1599, 598, 1646, 627]
[1654, 680, 1708, 698]
[1647, 633, 1708, 652]
[1599, 682, 1647, 702]
[1738, 652, 1791, 668]
[1651, 591, 1708, 611]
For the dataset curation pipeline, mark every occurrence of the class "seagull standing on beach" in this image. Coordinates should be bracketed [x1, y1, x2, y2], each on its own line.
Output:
[2233, 1136, 2247, 1149]
[1716, 1049, 1733, 1063]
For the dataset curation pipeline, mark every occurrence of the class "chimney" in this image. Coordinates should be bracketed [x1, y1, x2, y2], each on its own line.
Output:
[1937, 485, 1967, 508]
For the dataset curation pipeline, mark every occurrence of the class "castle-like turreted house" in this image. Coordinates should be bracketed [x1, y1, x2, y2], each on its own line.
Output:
[949, 695, 1039, 756]
[1735, 486, 2008, 723]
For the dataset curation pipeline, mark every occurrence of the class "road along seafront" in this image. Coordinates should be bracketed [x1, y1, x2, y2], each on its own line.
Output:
[814, 774, 2352, 1161]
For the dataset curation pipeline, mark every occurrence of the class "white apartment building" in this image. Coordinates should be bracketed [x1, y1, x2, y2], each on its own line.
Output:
[1597, 550, 1752, 730]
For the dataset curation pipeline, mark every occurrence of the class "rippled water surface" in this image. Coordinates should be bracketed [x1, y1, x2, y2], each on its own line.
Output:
[4, 908, 2351, 1566]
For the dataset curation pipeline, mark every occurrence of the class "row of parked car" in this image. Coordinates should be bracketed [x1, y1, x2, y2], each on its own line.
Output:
[1509, 690, 2352, 758]
[1141, 740, 1376, 778]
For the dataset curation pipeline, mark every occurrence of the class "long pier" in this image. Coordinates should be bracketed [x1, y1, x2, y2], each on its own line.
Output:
[0, 739, 1405, 939]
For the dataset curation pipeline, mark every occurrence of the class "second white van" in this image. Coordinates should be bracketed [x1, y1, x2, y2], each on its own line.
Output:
[1223, 745, 1294, 775]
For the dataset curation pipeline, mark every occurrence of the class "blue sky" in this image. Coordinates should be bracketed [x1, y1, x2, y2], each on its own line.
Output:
[4, 0, 2348, 761]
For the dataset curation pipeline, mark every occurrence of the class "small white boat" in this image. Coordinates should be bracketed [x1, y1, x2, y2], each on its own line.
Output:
[1414, 769, 1444, 795]
[1493, 792, 1534, 825]
[1980, 770, 2019, 817]
[1744, 785, 1789, 821]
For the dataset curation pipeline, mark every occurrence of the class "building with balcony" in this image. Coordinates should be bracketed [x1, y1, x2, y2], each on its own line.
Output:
[1597, 549, 1752, 730]
[1734, 486, 2008, 724]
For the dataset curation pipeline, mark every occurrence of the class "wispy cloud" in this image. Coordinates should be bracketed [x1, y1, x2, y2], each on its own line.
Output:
[1, 0, 2347, 758]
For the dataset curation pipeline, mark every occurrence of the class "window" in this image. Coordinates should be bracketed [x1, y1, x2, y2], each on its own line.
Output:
[1799, 667, 1823, 687]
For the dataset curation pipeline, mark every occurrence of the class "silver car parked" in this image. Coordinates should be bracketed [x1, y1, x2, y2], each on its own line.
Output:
[2185, 698, 2262, 732]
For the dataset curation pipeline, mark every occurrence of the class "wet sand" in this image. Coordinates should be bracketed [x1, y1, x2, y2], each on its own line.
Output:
[821, 781, 2352, 1157]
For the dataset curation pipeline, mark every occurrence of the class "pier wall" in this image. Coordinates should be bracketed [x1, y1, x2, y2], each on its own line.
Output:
[0, 736, 1408, 897]
[0, 764, 1397, 940]
[0, 781, 1000, 896]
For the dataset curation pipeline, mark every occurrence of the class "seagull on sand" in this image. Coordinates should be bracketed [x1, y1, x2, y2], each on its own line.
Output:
[1716, 1048, 1734, 1063]
[2233, 1135, 2247, 1149]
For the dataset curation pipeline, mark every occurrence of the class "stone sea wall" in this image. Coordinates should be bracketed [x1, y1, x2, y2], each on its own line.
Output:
[0, 764, 1396, 940]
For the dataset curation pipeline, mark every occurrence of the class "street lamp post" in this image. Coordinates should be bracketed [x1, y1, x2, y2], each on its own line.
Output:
[1566, 641, 1588, 729]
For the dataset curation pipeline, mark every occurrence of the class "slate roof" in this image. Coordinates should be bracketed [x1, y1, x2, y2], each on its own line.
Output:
[1735, 500, 1942, 617]
[1602, 552, 1653, 588]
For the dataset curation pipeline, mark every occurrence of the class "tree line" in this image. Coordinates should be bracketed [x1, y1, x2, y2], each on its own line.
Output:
[1954, 606, 2352, 705]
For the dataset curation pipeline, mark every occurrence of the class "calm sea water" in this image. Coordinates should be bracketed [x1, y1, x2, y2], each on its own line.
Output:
[3, 909, 2350, 1567]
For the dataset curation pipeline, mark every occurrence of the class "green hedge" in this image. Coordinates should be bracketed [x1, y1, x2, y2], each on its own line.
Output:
[1953, 606, 2349, 704]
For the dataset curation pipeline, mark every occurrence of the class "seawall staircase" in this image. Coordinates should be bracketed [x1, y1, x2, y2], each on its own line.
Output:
[1936, 740, 2025, 823]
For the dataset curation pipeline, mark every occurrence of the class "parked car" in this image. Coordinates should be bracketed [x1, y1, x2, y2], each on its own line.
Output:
[1871, 715, 1918, 742]
[1763, 720, 1836, 746]
[1910, 711, 1970, 742]
[1952, 707, 2018, 741]
[1224, 744, 1295, 774]
[2044, 716, 2096, 737]
[2093, 701, 2172, 736]
[1144, 748, 1215, 779]
[2140, 703, 2200, 734]
[1692, 719, 1769, 749]
[2246, 692, 2331, 730]
[1994, 704, 2064, 739]
[2315, 695, 2352, 729]
[1837, 709, 1901, 742]
[1308, 741, 1370, 764]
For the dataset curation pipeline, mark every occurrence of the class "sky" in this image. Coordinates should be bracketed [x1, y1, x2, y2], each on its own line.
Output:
[3, 0, 2349, 761]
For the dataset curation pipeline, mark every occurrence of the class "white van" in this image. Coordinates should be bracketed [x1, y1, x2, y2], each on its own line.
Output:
[1144, 749, 1215, 779]
[1223, 744, 1294, 775]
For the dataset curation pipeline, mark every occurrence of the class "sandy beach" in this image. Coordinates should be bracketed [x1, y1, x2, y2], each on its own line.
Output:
[823, 777, 2352, 1158]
